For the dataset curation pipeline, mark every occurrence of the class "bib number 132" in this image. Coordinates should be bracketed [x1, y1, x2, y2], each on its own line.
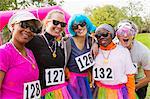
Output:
[75, 52, 95, 72]
[45, 68, 65, 86]
[93, 66, 114, 81]
[23, 80, 41, 99]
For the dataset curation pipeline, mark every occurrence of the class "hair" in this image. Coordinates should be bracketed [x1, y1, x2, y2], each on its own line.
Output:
[68, 14, 96, 36]
[42, 9, 65, 33]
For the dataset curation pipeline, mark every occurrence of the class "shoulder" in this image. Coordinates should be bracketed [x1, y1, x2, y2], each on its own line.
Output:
[131, 40, 150, 54]
[0, 43, 13, 62]
[0, 42, 12, 55]
[26, 34, 43, 48]
[116, 45, 130, 53]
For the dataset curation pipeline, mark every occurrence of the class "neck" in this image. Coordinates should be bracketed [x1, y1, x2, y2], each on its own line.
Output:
[11, 40, 26, 56]
[127, 43, 133, 50]
[100, 42, 116, 50]
[73, 35, 86, 50]
[73, 35, 86, 42]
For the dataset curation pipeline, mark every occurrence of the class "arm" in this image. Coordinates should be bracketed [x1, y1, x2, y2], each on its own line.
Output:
[0, 71, 5, 89]
[136, 70, 150, 90]
[126, 74, 136, 99]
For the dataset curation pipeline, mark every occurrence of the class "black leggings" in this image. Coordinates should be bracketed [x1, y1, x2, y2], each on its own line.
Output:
[136, 85, 148, 99]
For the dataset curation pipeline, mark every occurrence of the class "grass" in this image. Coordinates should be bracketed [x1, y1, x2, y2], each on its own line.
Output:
[135, 33, 150, 49]
[135, 33, 150, 98]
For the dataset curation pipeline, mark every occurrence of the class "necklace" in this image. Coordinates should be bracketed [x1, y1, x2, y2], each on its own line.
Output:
[42, 34, 57, 58]
[100, 49, 111, 64]
[10, 42, 36, 69]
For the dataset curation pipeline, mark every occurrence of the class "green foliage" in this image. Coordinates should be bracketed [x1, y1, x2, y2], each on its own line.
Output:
[135, 33, 150, 49]
[87, 5, 128, 27]
[0, 0, 18, 10]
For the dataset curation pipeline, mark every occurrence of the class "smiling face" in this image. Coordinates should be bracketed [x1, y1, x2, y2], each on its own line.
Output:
[45, 12, 66, 37]
[117, 33, 134, 48]
[116, 27, 134, 48]
[72, 22, 87, 37]
[12, 20, 35, 44]
[96, 28, 112, 47]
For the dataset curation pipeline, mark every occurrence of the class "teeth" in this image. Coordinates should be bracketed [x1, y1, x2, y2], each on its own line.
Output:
[123, 39, 129, 42]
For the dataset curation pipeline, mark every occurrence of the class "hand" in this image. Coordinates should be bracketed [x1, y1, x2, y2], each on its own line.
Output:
[91, 43, 99, 58]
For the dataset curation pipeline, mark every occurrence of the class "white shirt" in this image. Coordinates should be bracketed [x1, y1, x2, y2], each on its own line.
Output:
[94, 45, 136, 85]
[130, 40, 150, 81]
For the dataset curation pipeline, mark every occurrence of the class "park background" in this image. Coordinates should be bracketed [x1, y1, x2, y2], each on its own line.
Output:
[0, 0, 150, 98]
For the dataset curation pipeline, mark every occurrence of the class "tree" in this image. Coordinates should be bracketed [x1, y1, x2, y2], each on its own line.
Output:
[121, 0, 144, 32]
[0, 0, 64, 44]
[84, 5, 128, 27]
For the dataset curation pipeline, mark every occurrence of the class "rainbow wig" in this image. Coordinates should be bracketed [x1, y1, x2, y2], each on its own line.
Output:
[68, 14, 96, 36]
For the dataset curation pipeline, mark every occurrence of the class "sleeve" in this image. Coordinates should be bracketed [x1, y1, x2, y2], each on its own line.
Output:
[140, 49, 150, 70]
[126, 74, 136, 99]
[25, 35, 40, 51]
[0, 49, 9, 72]
[125, 49, 136, 74]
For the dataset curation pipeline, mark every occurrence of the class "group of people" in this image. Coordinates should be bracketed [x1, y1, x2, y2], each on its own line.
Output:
[0, 8, 150, 99]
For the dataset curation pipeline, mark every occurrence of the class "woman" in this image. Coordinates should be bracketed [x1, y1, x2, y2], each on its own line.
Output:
[116, 20, 150, 99]
[26, 10, 72, 99]
[93, 24, 137, 99]
[0, 11, 41, 99]
[66, 14, 96, 99]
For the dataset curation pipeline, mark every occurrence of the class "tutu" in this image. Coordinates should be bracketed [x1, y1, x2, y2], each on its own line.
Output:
[41, 82, 72, 99]
[67, 72, 92, 99]
[96, 82, 128, 99]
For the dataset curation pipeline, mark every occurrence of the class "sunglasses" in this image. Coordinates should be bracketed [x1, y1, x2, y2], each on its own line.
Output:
[95, 32, 110, 39]
[72, 22, 86, 30]
[19, 21, 41, 34]
[52, 20, 67, 27]
[117, 29, 134, 37]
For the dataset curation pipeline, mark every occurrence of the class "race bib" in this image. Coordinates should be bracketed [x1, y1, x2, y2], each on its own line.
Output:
[93, 66, 114, 81]
[133, 63, 138, 74]
[45, 68, 65, 86]
[23, 80, 41, 99]
[75, 52, 95, 72]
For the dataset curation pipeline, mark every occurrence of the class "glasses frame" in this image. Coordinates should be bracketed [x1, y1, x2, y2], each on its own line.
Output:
[95, 32, 111, 39]
[52, 20, 67, 28]
[72, 22, 86, 30]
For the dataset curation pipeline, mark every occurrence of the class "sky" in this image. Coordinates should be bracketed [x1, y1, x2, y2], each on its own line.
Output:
[60, 0, 150, 17]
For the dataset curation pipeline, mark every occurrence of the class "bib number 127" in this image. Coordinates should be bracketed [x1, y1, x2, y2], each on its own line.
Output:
[45, 68, 65, 86]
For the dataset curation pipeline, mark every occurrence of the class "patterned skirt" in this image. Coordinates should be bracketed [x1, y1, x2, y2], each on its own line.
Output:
[67, 72, 92, 99]
[95, 82, 139, 99]
[41, 82, 72, 99]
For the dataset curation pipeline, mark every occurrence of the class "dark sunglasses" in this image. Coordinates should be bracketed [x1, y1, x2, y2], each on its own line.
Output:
[72, 22, 86, 30]
[95, 32, 110, 39]
[52, 20, 67, 27]
[19, 21, 41, 34]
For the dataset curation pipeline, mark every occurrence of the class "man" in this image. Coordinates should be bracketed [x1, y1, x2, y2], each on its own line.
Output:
[116, 20, 150, 99]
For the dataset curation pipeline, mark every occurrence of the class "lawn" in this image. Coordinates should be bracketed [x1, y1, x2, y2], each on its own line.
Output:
[135, 33, 150, 98]
[135, 33, 150, 49]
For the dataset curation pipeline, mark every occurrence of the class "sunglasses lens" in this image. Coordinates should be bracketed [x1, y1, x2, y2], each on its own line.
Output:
[72, 22, 86, 30]
[53, 20, 59, 25]
[20, 21, 39, 33]
[95, 32, 109, 38]
[102, 33, 109, 37]
[72, 24, 78, 30]
[20, 21, 28, 28]
[60, 22, 67, 27]
[53, 20, 66, 27]
[80, 22, 86, 27]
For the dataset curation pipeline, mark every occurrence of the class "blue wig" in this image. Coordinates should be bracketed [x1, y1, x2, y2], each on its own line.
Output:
[68, 14, 96, 36]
